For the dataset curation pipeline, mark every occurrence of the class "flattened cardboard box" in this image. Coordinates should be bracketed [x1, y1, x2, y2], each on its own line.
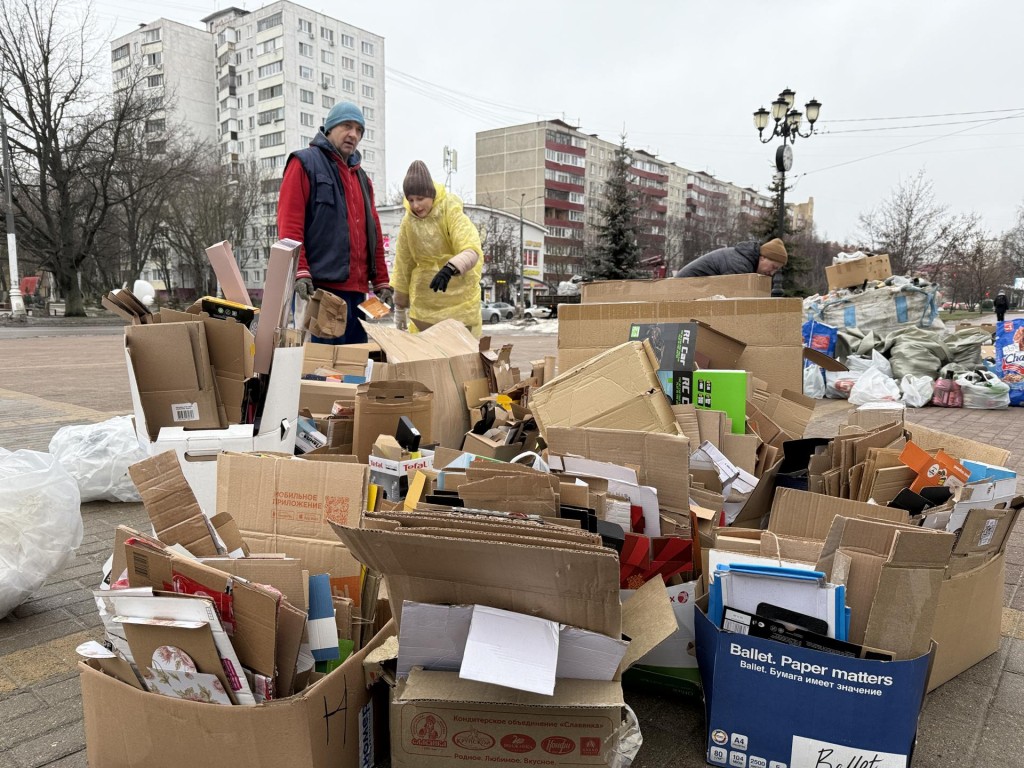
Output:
[581, 273, 771, 303]
[81, 621, 394, 768]
[530, 341, 677, 436]
[216, 452, 369, 600]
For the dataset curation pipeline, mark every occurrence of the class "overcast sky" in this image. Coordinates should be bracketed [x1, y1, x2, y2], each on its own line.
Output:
[87, 0, 1022, 243]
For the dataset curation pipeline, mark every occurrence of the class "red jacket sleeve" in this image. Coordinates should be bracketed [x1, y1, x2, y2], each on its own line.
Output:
[277, 158, 311, 279]
[367, 180, 390, 287]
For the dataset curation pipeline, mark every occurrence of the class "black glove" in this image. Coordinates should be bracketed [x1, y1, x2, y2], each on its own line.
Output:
[375, 286, 394, 307]
[294, 278, 313, 301]
[429, 263, 459, 293]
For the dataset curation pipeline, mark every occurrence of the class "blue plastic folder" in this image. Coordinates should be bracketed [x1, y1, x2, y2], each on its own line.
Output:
[709, 564, 848, 641]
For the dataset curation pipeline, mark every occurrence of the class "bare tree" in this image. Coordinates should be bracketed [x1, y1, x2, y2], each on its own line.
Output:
[476, 210, 519, 302]
[163, 158, 264, 300]
[0, 0, 164, 315]
[1001, 202, 1024, 289]
[857, 169, 977, 277]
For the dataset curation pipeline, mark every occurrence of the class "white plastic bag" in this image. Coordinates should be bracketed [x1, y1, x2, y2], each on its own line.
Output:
[845, 349, 893, 378]
[849, 368, 901, 406]
[899, 375, 935, 408]
[48, 415, 146, 502]
[825, 369, 862, 399]
[803, 365, 826, 399]
[0, 449, 84, 617]
[956, 370, 1010, 410]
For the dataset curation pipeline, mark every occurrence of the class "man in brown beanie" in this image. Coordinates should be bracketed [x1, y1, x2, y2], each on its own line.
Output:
[674, 238, 788, 279]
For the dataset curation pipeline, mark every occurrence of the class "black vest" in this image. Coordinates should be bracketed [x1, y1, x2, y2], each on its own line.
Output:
[286, 133, 377, 284]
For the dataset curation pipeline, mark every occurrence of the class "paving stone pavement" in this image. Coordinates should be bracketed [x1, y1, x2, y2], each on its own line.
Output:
[0, 325, 1022, 767]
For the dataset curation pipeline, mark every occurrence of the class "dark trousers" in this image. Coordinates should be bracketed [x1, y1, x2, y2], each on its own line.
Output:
[311, 287, 368, 345]
[997, 311, 1006, 322]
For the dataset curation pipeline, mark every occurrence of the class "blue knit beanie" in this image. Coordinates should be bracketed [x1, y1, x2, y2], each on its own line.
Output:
[323, 101, 365, 134]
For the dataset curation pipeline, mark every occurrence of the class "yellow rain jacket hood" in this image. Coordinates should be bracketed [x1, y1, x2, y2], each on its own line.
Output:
[392, 182, 484, 335]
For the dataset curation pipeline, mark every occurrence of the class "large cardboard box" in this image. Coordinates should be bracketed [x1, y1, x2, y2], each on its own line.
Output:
[365, 320, 485, 452]
[695, 606, 932, 768]
[930, 553, 1004, 691]
[558, 298, 804, 393]
[216, 452, 369, 600]
[81, 621, 393, 768]
[530, 341, 678, 436]
[125, 322, 225, 438]
[354, 381, 433, 463]
[825, 254, 892, 291]
[126, 346, 303, 516]
[581, 273, 771, 303]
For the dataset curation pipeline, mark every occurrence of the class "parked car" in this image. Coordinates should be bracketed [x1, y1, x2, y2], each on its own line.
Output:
[523, 305, 552, 320]
[941, 301, 972, 311]
[482, 302, 515, 324]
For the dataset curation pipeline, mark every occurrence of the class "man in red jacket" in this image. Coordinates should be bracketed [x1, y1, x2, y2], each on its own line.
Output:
[277, 101, 392, 344]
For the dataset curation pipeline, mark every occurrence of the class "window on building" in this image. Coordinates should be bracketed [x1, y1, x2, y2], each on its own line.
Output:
[260, 157, 285, 172]
[361, 41, 374, 56]
[299, 65, 313, 80]
[342, 78, 355, 94]
[321, 27, 334, 44]
[146, 74, 163, 88]
[301, 135, 315, 146]
[142, 28, 160, 43]
[321, 50, 334, 65]
[322, 73, 335, 88]
[300, 89, 314, 104]
[256, 37, 279, 55]
[258, 84, 282, 101]
[145, 118, 165, 133]
[265, 223, 278, 238]
[147, 140, 166, 155]
[361, 84, 374, 98]
[300, 112, 315, 127]
[111, 43, 129, 62]
[299, 41, 312, 57]
[257, 107, 284, 125]
[249, 138, 256, 151]
[363, 106, 375, 120]
[262, 202, 276, 216]
[364, 128, 375, 141]
[247, 71, 253, 85]
[248, 93, 255, 107]
[363, 149, 376, 161]
[144, 52, 161, 67]
[256, 12, 282, 32]
[323, 95, 335, 109]
[298, 18, 313, 35]
[259, 132, 285, 148]
[341, 55, 354, 70]
[261, 178, 282, 195]
[341, 33, 354, 48]
[258, 61, 283, 78]
[361, 62, 374, 77]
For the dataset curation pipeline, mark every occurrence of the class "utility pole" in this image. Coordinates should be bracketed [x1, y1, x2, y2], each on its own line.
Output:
[518, 193, 525, 319]
[0, 108, 25, 316]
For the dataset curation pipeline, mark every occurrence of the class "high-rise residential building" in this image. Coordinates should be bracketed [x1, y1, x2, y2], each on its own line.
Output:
[110, 1, 386, 299]
[111, 19, 219, 147]
[478, 120, 811, 282]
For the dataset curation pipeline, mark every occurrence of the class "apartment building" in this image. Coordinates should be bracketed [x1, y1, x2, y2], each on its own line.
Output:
[478, 120, 813, 283]
[111, 1, 386, 299]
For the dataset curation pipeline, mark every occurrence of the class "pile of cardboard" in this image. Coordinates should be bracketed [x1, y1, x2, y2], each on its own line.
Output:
[81, 270, 1020, 768]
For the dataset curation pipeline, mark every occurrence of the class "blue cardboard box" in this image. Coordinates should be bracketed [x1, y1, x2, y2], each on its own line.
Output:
[695, 606, 931, 768]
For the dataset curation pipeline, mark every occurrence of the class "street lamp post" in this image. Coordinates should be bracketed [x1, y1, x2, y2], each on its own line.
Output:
[753, 89, 822, 296]
[0, 107, 25, 316]
[507, 193, 543, 319]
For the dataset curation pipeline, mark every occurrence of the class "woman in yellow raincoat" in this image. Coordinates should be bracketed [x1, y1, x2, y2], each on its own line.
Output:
[391, 161, 483, 336]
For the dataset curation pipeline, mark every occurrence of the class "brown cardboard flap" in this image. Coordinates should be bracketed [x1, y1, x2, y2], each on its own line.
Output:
[803, 348, 848, 372]
[129, 452, 219, 556]
[545, 427, 690, 512]
[905, 423, 1011, 467]
[768, 488, 908, 540]
[399, 667, 623, 708]
[330, 526, 621, 637]
[365, 318, 479, 363]
[619, 578, 678, 671]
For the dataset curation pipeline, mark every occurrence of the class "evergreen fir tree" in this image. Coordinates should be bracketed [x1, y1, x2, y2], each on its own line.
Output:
[589, 137, 642, 280]
[757, 174, 812, 296]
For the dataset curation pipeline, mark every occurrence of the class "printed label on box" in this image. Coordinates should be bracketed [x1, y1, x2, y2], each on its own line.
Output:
[171, 402, 200, 422]
[791, 735, 906, 768]
[979, 518, 999, 547]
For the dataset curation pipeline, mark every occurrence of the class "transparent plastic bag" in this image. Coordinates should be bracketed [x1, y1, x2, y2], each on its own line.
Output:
[804, 365, 826, 399]
[899, 375, 935, 408]
[0, 449, 84, 618]
[849, 368, 901, 406]
[48, 415, 146, 502]
[825, 369, 862, 399]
